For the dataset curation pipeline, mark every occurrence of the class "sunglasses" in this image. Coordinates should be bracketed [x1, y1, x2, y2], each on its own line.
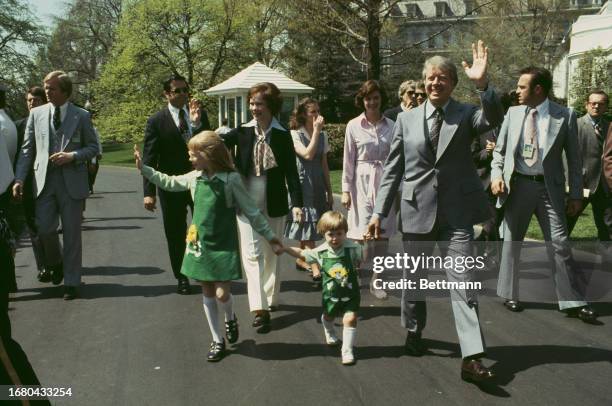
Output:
[171, 87, 189, 94]
[415, 92, 426, 97]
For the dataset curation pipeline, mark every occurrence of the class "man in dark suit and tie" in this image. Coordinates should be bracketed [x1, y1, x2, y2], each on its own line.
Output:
[14, 86, 49, 283]
[491, 67, 597, 322]
[13, 71, 99, 300]
[566, 90, 611, 242]
[367, 41, 504, 383]
[142, 74, 209, 294]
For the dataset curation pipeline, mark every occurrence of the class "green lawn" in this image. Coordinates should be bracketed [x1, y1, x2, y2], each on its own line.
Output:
[103, 143, 598, 241]
[101, 142, 140, 167]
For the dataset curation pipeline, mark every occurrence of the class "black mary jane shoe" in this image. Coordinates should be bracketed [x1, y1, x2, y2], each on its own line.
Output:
[37, 268, 52, 283]
[225, 315, 239, 344]
[207, 339, 226, 362]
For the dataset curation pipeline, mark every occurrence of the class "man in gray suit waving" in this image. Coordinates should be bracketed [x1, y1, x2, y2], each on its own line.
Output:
[491, 67, 597, 323]
[13, 71, 98, 300]
[367, 41, 503, 383]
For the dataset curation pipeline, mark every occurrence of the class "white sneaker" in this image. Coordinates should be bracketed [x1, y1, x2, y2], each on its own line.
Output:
[341, 347, 355, 365]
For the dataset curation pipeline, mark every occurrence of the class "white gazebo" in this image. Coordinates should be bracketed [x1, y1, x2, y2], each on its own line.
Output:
[204, 62, 314, 128]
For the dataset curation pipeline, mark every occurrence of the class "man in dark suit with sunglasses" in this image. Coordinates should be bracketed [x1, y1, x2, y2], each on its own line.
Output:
[142, 74, 210, 294]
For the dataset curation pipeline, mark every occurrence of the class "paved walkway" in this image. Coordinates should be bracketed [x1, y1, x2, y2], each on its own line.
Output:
[8, 166, 612, 405]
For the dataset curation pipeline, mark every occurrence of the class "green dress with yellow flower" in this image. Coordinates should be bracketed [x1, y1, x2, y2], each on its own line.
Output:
[303, 241, 362, 317]
[141, 166, 276, 281]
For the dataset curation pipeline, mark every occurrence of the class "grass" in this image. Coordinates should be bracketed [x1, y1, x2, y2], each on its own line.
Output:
[101, 142, 140, 167]
[102, 143, 598, 241]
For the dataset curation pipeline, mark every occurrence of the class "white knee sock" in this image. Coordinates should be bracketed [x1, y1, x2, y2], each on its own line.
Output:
[202, 296, 222, 343]
[342, 326, 356, 354]
[321, 314, 338, 339]
[218, 294, 234, 322]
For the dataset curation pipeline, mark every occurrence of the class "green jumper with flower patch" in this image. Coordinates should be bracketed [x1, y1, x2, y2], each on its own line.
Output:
[141, 165, 276, 282]
[303, 241, 362, 317]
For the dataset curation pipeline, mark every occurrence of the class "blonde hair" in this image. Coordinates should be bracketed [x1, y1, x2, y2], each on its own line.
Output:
[44, 70, 72, 96]
[317, 211, 348, 234]
[187, 131, 235, 173]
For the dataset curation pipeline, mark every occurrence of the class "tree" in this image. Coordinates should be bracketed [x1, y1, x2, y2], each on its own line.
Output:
[447, 0, 595, 101]
[91, 0, 292, 141]
[295, 0, 403, 80]
[32, 0, 124, 105]
[0, 0, 44, 116]
[570, 48, 611, 117]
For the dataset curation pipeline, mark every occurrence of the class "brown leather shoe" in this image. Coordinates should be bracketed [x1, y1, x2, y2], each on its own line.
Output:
[461, 359, 495, 383]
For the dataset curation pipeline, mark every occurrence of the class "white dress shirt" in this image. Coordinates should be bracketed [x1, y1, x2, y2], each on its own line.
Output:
[167, 103, 194, 137]
[515, 99, 550, 176]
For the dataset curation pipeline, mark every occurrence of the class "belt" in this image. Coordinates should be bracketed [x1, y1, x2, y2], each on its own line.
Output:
[513, 172, 545, 182]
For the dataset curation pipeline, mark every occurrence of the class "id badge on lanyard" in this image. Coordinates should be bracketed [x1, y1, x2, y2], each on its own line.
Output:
[522, 143, 535, 159]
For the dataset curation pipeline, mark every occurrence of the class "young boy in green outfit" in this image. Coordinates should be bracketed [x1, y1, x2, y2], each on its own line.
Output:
[284, 211, 362, 365]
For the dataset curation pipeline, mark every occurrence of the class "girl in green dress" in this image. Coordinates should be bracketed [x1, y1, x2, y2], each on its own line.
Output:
[284, 211, 362, 365]
[134, 132, 283, 362]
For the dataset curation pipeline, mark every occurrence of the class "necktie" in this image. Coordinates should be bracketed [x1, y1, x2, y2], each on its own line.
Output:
[53, 106, 61, 130]
[594, 121, 603, 139]
[178, 109, 189, 142]
[523, 109, 538, 167]
[429, 107, 443, 154]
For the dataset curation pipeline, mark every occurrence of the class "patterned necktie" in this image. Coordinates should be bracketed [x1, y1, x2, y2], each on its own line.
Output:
[523, 108, 538, 167]
[594, 121, 603, 140]
[429, 107, 444, 154]
[253, 126, 278, 176]
[53, 106, 61, 130]
[178, 109, 189, 142]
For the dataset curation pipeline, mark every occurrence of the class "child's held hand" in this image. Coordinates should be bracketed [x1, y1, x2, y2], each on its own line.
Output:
[269, 237, 284, 255]
[133, 144, 143, 170]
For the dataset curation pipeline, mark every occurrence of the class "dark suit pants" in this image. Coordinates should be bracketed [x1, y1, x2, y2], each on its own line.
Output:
[157, 189, 193, 280]
[566, 186, 612, 242]
[401, 221, 485, 358]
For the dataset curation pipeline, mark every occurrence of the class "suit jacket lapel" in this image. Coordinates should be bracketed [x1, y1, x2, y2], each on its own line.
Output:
[38, 104, 52, 153]
[435, 99, 459, 162]
[544, 102, 563, 159]
[163, 107, 184, 143]
[510, 105, 528, 156]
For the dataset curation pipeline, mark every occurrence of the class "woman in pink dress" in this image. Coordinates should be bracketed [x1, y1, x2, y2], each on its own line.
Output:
[342, 80, 397, 300]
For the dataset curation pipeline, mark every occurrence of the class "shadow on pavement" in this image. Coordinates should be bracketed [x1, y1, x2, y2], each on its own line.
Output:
[10, 283, 178, 300]
[83, 266, 165, 276]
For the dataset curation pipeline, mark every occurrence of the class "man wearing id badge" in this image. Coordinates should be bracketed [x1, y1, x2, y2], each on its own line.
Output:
[13, 71, 99, 300]
[490, 67, 597, 323]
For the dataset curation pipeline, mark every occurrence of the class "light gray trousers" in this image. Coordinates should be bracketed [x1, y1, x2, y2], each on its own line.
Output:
[35, 169, 84, 287]
[496, 176, 586, 310]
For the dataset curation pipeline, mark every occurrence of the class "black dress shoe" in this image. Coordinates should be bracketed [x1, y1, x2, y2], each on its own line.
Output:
[51, 263, 64, 285]
[461, 359, 495, 383]
[225, 315, 239, 344]
[63, 286, 78, 300]
[177, 277, 191, 295]
[207, 339, 226, 362]
[577, 306, 598, 324]
[252, 311, 271, 333]
[252, 311, 270, 327]
[503, 300, 523, 312]
[566, 306, 598, 324]
[404, 332, 425, 357]
[37, 268, 52, 283]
